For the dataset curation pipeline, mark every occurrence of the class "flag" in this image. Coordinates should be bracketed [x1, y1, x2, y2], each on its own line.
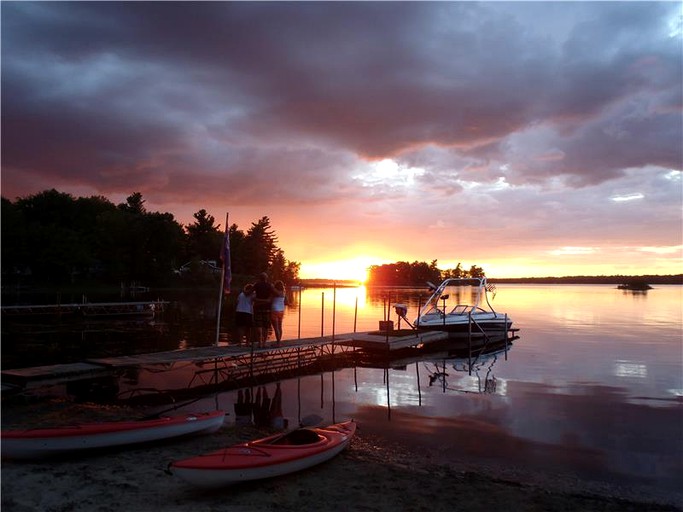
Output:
[220, 229, 231, 294]
[485, 282, 497, 299]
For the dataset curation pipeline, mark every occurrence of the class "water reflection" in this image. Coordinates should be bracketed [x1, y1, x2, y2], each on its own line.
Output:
[2, 284, 681, 502]
[424, 348, 506, 395]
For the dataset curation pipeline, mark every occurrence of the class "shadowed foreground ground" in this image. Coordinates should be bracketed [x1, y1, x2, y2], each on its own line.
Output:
[1, 401, 681, 512]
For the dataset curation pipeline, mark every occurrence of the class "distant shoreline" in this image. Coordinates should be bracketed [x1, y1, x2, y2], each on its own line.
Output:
[301, 274, 683, 287]
[488, 274, 682, 285]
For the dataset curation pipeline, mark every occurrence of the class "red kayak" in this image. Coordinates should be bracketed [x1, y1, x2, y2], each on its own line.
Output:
[2, 410, 225, 459]
[169, 419, 356, 487]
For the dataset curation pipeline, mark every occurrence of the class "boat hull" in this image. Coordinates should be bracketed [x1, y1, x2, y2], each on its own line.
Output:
[417, 314, 512, 333]
[170, 420, 356, 487]
[1, 410, 225, 459]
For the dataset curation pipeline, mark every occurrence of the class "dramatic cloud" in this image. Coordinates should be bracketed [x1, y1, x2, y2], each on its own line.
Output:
[1, 2, 681, 277]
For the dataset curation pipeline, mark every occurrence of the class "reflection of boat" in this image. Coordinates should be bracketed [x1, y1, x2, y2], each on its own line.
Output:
[414, 278, 512, 333]
[169, 420, 356, 487]
[354, 331, 519, 371]
[1, 410, 225, 459]
[424, 346, 507, 394]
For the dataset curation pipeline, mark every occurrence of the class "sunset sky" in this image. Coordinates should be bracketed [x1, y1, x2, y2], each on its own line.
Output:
[2, 2, 681, 280]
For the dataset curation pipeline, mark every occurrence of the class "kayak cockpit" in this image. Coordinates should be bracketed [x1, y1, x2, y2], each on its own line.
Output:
[269, 429, 323, 446]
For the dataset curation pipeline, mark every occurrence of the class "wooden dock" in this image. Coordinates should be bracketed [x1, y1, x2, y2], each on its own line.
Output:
[0, 328, 516, 401]
[1, 300, 169, 320]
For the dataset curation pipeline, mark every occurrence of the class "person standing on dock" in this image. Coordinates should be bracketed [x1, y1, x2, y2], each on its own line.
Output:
[234, 284, 255, 345]
[253, 272, 275, 347]
[270, 280, 286, 345]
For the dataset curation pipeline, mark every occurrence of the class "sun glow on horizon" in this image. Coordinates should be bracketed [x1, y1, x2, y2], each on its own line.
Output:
[296, 241, 683, 282]
[299, 257, 382, 283]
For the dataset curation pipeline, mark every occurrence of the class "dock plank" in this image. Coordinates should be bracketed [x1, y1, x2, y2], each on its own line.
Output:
[342, 330, 450, 350]
[1, 362, 111, 387]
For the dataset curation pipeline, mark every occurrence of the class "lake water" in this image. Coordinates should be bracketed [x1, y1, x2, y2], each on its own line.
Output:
[226, 284, 682, 502]
[3, 284, 682, 502]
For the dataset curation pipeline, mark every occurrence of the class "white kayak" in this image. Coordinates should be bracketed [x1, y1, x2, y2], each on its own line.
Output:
[2, 410, 226, 459]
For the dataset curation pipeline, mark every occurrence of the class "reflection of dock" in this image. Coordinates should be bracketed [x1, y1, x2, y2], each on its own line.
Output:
[0, 328, 518, 402]
[1, 301, 168, 320]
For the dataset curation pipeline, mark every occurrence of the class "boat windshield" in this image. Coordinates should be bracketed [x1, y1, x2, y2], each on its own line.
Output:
[418, 278, 489, 319]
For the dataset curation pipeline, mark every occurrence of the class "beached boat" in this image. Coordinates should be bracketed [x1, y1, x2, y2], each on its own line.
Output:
[169, 419, 356, 487]
[1, 410, 225, 459]
[414, 278, 512, 333]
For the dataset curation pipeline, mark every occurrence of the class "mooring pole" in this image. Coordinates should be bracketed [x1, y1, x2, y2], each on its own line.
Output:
[504, 313, 509, 360]
[468, 312, 472, 376]
[215, 212, 229, 347]
[297, 286, 302, 339]
[321, 292, 325, 338]
[332, 282, 337, 342]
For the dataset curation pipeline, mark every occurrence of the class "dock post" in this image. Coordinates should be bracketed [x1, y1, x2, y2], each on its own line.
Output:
[320, 292, 325, 338]
[353, 296, 358, 333]
[415, 296, 422, 331]
[468, 313, 472, 376]
[297, 286, 302, 339]
[415, 362, 422, 406]
[504, 313, 509, 360]
[332, 283, 336, 342]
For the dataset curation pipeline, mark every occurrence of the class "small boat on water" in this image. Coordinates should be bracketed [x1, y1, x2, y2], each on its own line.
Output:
[169, 420, 356, 487]
[414, 278, 512, 333]
[1, 410, 225, 459]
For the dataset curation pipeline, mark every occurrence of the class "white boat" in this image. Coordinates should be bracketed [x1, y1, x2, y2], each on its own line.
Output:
[414, 278, 512, 333]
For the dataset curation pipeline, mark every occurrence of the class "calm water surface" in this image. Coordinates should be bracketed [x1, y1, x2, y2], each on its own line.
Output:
[3, 284, 682, 500]
[235, 284, 682, 500]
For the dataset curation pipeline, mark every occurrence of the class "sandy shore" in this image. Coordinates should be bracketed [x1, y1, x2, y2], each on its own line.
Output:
[2, 400, 681, 512]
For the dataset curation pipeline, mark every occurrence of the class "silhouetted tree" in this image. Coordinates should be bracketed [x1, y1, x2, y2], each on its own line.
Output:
[443, 263, 464, 279]
[226, 223, 247, 275]
[13, 190, 95, 284]
[1, 190, 298, 288]
[367, 260, 473, 285]
[119, 192, 146, 215]
[185, 209, 223, 262]
[467, 265, 485, 278]
[1, 197, 29, 279]
[243, 216, 278, 276]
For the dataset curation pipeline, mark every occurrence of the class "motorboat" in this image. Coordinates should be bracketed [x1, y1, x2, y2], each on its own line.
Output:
[413, 278, 512, 333]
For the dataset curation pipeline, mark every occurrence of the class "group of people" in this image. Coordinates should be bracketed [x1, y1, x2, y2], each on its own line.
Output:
[234, 272, 286, 347]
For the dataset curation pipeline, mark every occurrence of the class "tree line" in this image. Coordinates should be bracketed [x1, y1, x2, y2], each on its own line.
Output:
[1, 189, 300, 288]
[366, 261, 682, 286]
[366, 261, 485, 286]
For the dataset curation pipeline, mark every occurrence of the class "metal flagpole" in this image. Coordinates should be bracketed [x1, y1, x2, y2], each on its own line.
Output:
[215, 212, 230, 347]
